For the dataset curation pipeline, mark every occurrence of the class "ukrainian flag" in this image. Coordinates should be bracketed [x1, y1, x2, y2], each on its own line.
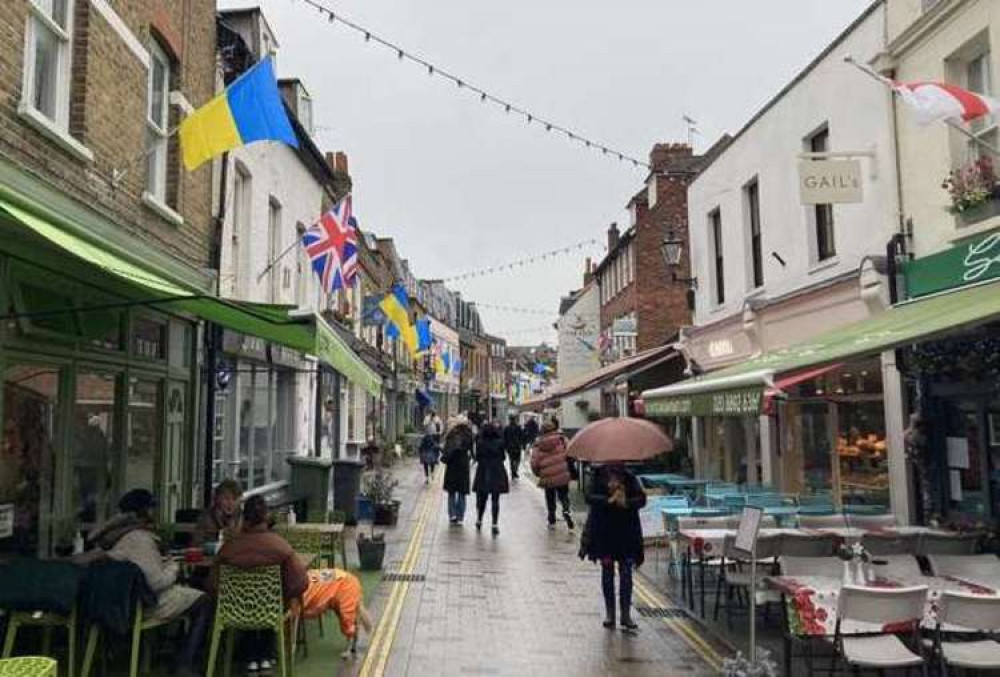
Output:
[380, 284, 416, 354]
[179, 57, 298, 171]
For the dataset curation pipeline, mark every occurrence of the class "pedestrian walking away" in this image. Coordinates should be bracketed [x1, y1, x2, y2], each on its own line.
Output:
[441, 414, 475, 524]
[503, 415, 524, 480]
[522, 415, 540, 448]
[530, 421, 574, 530]
[419, 432, 441, 483]
[472, 419, 509, 537]
[579, 463, 646, 633]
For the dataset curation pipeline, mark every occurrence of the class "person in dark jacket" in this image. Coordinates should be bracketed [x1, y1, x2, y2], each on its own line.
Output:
[530, 421, 574, 530]
[581, 464, 646, 632]
[472, 420, 509, 537]
[419, 433, 440, 483]
[442, 415, 475, 524]
[502, 416, 524, 480]
[522, 416, 540, 448]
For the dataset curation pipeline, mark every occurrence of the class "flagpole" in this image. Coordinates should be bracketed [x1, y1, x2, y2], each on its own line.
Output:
[111, 125, 181, 186]
[257, 235, 305, 283]
[844, 55, 1000, 158]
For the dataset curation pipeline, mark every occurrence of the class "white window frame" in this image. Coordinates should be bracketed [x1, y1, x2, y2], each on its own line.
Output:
[267, 197, 282, 303]
[21, 0, 74, 130]
[145, 40, 171, 202]
[233, 165, 253, 297]
[965, 49, 997, 159]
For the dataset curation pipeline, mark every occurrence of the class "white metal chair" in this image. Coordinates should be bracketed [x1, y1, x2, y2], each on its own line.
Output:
[779, 555, 844, 579]
[834, 585, 928, 673]
[798, 514, 848, 529]
[934, 591, 1000, 672]
[713, 534, 783, 629]
[917, 532, 980, 556]
[927, 554, 1000, 581]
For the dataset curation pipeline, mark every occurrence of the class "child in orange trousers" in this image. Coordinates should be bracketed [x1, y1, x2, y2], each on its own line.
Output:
[301, 569, 373, 656]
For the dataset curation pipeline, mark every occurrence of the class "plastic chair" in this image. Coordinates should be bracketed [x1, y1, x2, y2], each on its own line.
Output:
[861, 532, 918, 556]
[2, 607, 76, 677]
[927, 554, 1000, 580]
[713, 534, 783, 628]
[81, 597, 186, 677]
[780, 533, 837, 558]
[206, 565, 297, 677]
[0, 658, 57, 676]
[868, 555, 924, 580]
[935, 591, 1000, 672]
[916, 532, 980, 556]
[834, 585, 928, 672]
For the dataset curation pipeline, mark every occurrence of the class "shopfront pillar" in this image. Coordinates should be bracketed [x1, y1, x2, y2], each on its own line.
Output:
[759, 413, 776, 486]
[883, 349, 913, 525]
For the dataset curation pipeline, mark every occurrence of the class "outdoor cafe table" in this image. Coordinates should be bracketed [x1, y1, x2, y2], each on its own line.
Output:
[177, 551, 318, 572]
[765, 573, 1000, 675]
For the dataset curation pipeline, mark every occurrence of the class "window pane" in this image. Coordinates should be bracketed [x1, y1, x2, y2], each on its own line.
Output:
[2, 365, 60, 556]
[132, 317, 166, 360]
[32, 20, 60, 120]
[145, 128, 166, 198]
[125, 377, 160, 494]
[237, 370, 252, 487]
[73, 372, 118, 524]
[149, 54, 168, 129]
[35, 0, 69, 28]
[252, 369, 271, 487]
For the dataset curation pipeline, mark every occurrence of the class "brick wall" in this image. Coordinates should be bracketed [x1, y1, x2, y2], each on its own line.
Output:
[0, 0, 216, 269]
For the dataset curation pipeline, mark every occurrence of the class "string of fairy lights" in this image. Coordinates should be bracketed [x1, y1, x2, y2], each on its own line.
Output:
[439, 237, 600, 283]
[293, 0, 650, 169]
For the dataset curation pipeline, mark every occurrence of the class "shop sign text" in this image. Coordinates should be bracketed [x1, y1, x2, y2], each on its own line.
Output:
[798, 159, 863, 205]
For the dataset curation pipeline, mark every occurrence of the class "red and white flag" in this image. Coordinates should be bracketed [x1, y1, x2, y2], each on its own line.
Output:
[894, 81, 1000, 126]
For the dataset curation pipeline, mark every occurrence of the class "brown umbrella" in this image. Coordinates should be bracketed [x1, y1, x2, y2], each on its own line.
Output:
[566, 417, 673, 463]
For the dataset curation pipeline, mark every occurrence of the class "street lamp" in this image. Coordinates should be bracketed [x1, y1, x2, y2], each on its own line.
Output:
[660, 230, 697, 288]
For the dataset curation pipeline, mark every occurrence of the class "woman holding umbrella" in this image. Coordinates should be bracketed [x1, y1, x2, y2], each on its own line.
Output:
[571, 418, 669, 632]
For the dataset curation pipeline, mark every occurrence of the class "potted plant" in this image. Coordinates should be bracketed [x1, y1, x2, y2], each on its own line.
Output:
[356, 530, 386, 570]
[363, 466, 401, 526]
[721, 649, 777, 677]
[943, 156, 1000, 225]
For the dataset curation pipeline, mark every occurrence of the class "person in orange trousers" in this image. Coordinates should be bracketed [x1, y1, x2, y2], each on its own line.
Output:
[301, 568, 373, 655]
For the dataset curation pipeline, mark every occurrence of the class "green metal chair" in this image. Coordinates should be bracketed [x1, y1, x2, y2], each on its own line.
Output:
[0, 657, 58, 676]
[2, 607, 77, 677]
[80, 598, 185, 677]
[206, 565, 297, 677]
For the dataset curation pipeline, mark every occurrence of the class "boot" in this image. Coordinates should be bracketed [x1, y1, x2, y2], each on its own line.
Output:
[564, 511, 575, 530]
[603, 599, 616, 629]
[620, 599, 638, 632]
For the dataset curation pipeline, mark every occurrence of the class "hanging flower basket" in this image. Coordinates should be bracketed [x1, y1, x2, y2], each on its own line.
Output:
[943, 157, 1000, 226]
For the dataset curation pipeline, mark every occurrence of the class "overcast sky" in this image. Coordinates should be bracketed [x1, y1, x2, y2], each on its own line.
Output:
[223, 0, 872, 345]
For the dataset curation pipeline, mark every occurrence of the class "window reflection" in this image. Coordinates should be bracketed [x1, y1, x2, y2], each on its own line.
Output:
[74, 372, 118, 524]
[125, 378, 161, 493]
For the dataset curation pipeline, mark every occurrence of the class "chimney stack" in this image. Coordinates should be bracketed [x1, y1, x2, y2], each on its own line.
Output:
[607, 222, 620, 251]
[649, 142, 692, 172]
[584, 257, 593, 285]
[325, 151, 349, 174]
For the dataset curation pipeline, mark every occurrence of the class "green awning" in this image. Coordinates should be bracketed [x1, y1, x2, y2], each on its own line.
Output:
[643, 279, 1000, 415]
[0, 198, 381, 395]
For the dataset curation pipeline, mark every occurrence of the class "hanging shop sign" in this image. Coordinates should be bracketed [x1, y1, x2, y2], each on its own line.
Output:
[644, 386, 763, 418]
[903, 231, 1000, 299]
[798, 159, 863, 205]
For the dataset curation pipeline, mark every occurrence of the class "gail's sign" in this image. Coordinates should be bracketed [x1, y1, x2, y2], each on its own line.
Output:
[798, 159, 863, 205]
[904, 231, 1000, 298]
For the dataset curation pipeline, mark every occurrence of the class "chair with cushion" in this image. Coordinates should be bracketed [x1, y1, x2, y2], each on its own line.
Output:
[917, 532, 980, 556]
[781, 533, 837, 558]
[0, 658, 58, 676]
[206, 565, 297, 677]
[798, 514, 847, 530]
[927, 554, 1000, 581]
[834, 585, 928, 672]
[934, 591, 1000, 672]
[861, 532, 918, 556]
[849, 513, 898, 530]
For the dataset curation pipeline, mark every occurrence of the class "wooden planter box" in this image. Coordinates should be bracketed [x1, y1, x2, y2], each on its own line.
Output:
[956, 197, 1000, 228]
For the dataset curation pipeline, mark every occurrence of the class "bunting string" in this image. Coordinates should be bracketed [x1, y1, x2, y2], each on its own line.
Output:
[295, 0, 650, 169]
[471, 302, 554, 316]
[440, 237, 600, 282]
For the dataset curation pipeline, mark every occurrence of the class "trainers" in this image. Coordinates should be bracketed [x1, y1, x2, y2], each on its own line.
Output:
[247, 661, 260, 674]
[259, 659, 273, 673]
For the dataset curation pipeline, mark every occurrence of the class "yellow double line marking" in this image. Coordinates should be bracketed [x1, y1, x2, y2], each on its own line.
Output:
[633, 576, 726, 672]
[359, 475, 440, 677]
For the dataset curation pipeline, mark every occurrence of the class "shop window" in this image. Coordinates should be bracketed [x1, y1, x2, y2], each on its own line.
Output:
[168, 320, 192, 369]
[132, 316, 166, 360]
[73, 371, 119, 524]
[252, 368, 272, 486]
[1, 364, 61, 556]
[125, 377, 161, 494]
[81, 300, 123, 351]
[16, 279, 80, 339]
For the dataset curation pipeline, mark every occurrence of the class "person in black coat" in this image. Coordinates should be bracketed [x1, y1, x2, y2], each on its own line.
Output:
[472, 420, 509, 537]
[502, 416, 524, 480]
[580, 463, 646, 631]
[442, 417, 475, 525]
[522, 417, 540, 448]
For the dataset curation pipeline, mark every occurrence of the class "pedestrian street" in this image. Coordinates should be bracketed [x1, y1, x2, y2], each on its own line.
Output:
[350, 459, 727, 677]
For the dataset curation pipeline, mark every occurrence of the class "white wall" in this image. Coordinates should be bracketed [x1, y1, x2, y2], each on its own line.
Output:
[688, 4, 896, 328]
[557, 283, 600, 430]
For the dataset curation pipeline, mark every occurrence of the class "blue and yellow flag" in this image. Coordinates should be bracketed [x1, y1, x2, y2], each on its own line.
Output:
[179, 57, 298, 171]
[380, 284, 416, 354]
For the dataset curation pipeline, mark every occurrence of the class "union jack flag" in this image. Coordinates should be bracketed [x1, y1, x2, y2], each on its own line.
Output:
[302, 196, 359, 292]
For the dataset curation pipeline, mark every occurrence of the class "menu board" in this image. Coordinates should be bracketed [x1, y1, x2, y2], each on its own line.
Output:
[734, 506, 763, 553]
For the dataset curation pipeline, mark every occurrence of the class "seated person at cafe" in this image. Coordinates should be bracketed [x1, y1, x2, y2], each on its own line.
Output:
[194, 479, 242, 546]
[91, 489, 212, 677]
[213, 495, 308, 673]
